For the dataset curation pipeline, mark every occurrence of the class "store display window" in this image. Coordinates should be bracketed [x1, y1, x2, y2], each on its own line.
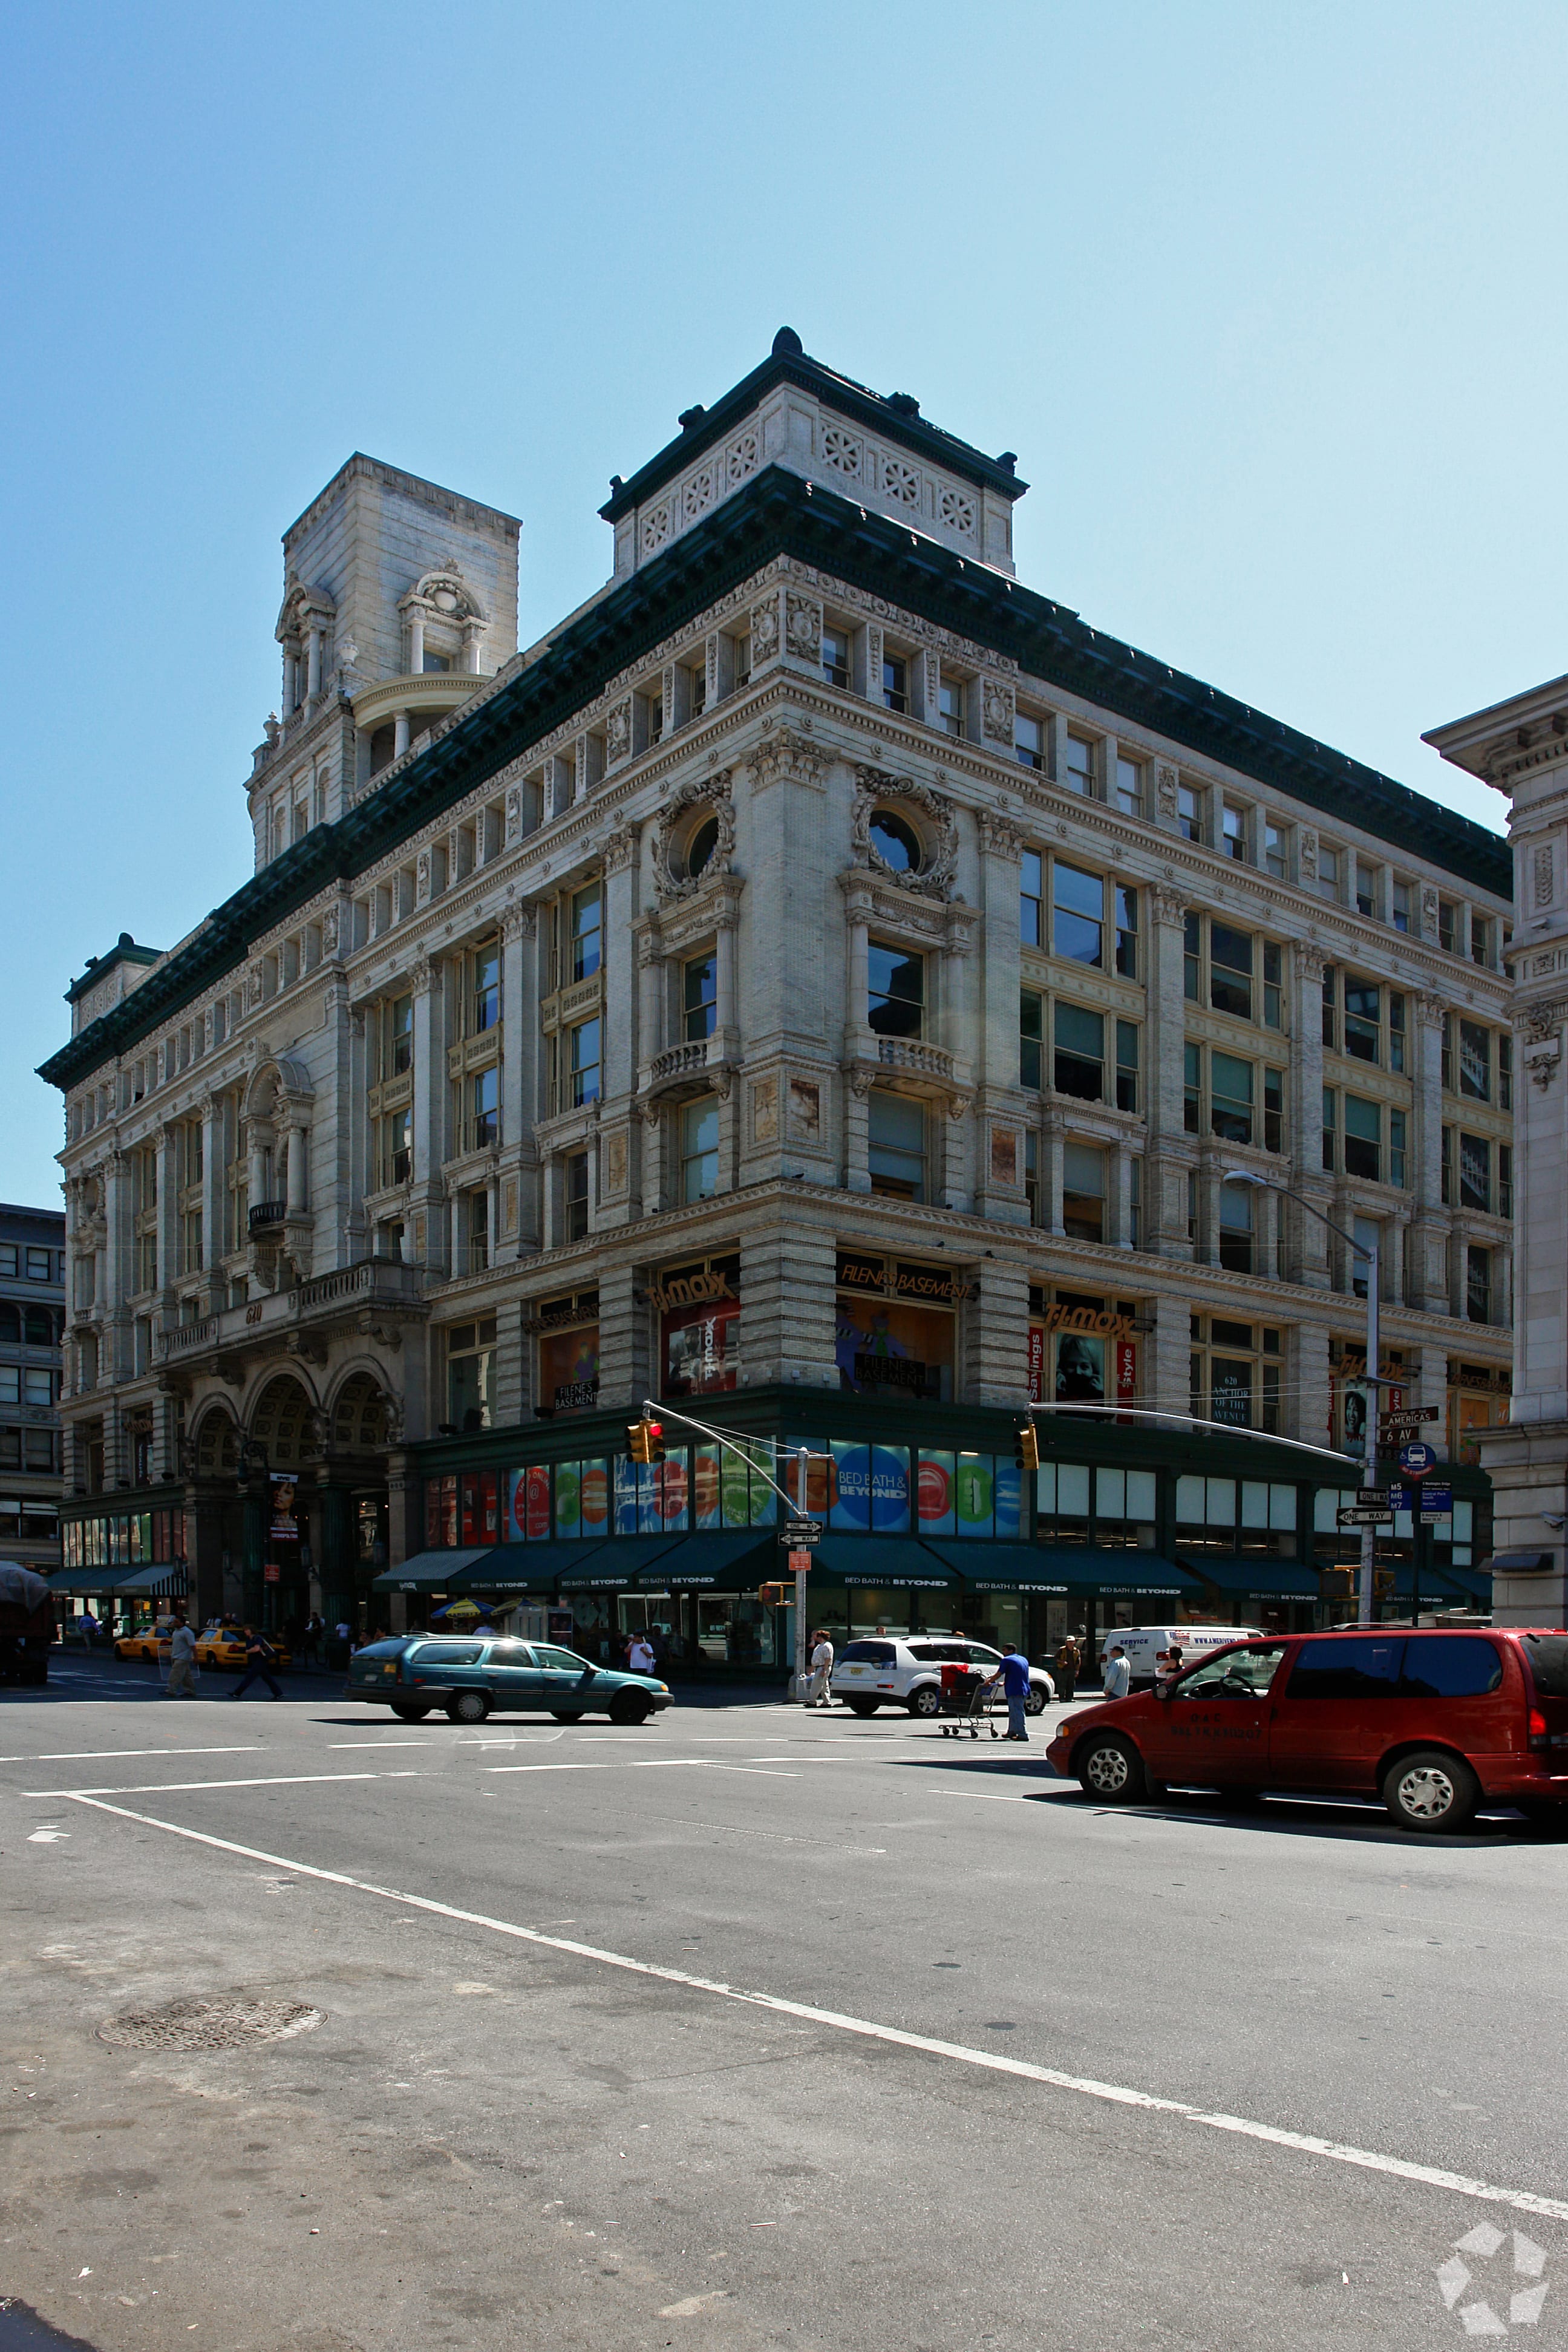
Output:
[834, 1253, 968, 1403]
[1027, 1289, 1138, 1408]
[536, 1291, 599, 1413]
[653, 1255, 740, 1397]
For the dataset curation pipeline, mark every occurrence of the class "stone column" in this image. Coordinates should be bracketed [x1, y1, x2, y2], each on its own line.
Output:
[1408, 992, 1448, 1312]
[1286, 943, 1330, 1289]
[714, 910, 737, 1053]
[154, 1125, 177, 1301]
[200, 1096, 224, 1306]
[407, 610, 424, 675]
[393, 712, 411, 761]
[285, 1120, 309, 1217]
[595, 1260, 653, 1416]
[636, 926, 663, 1078]
[844, 1071, 871, 1194]
[1144, 886, 1192, 1258]
[739, 1221, 838, 1391]
[410, 955, 448, 1277]
[306, 626, 322, 702]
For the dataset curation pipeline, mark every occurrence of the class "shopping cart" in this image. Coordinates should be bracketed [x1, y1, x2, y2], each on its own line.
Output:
[936, 1662, 1002, 1739]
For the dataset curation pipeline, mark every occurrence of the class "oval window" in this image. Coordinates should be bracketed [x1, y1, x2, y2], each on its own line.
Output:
[870, 810, 922, 873]
[687, 816, 719, 879]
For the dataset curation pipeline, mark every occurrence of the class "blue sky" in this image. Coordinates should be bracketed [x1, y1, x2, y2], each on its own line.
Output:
[2, 1, 1564, 1203]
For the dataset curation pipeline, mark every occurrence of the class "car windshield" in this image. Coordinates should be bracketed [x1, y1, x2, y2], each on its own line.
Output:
[840, 1641, 895, 1664]
[535, 1646, 591, 1671]
[1172, 1645, 1285, 1699]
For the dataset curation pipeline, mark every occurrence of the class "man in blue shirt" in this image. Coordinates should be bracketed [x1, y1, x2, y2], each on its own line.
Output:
[992, 1643, 1034, 1742]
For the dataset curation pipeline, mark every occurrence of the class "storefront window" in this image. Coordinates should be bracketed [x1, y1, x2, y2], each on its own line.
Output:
[1449, 1358, 1511, 1463]
[446, 1318, 496, 1431]
[834, 1253, 966, 1402]
[1028, 1293, 1140, 1410]
[653, 1256, 740, 1396]
[460, 1471, 501, 1546]
[535, 1294, 600, 1413]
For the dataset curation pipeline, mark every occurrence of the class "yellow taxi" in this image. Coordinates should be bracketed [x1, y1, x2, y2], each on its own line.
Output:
[194, 1622, 293, 1671]
[113, 1618, 178, 1662]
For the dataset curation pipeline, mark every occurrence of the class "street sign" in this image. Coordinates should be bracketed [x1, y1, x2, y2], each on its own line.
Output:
[779, 1517, 820, 1547]
[1379, 1405, 1439, 1429]
[1418, 1481, 1453, 1524]
[1398, 1441, 1437, 1478]
[263, 1561, 281, 1583]
[787, 1550, 813, 1575]
[1338, 1506, 1394, 1527]
[1356, 1487, 1397, 1508]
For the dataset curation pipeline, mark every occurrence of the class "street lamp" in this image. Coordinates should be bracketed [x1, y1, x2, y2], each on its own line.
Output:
[1221, 1171, 1381, 1626]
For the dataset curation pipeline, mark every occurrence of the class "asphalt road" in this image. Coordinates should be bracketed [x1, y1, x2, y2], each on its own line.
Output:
[2, 1655, 1566, 2352]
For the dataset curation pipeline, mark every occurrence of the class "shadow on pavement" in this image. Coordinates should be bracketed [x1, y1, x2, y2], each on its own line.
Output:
[0, 2301, 100, 2351]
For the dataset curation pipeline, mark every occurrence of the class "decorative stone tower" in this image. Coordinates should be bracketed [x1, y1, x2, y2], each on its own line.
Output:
[1426, 678, 1568, 1624]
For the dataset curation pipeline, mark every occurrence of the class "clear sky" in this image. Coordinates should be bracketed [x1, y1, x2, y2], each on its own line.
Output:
[2, 0, 1564, 1204]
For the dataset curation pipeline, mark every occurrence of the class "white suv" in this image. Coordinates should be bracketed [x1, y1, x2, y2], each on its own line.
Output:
[831, 1636, 1056, 1719]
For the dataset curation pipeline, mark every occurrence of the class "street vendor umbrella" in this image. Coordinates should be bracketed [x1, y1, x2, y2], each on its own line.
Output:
[430, 1598, 495, 1627]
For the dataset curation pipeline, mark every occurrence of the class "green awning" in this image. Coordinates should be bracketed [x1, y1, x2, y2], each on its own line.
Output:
[556, 1537, 683, 1591]
[1178, 1555, 1320, 1603]
[638, 1533, 777, 1590]
[1034, 1548, 1203, 1598]
[449, 1541, 598, 1595]
[49, 1562, 187, 1598]
[921, 1541, 1072, 1594]
[373, 1547, 491, 1594]
[813, 1537, 961, 1589]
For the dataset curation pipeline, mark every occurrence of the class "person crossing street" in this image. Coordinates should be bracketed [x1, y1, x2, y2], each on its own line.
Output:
[229, 1626, 283, 1700]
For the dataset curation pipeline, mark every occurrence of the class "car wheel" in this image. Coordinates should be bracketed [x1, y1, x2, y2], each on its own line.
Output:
[1024, 1688, 1048, 1716]
[1382, 1749, 1478, 1834]
[1076, 1733, 1146, 1803]
[846, 1699, 880, 1717]
[390, 1701, 432, 1721]
[446, 1691, 491, 1725]
[909, 1685, 943, 1719]
[609, 1693, 652, 1726]
[550, 1711, 585, 1723]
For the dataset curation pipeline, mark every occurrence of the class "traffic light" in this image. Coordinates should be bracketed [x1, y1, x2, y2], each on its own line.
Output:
[1014, 1420, 1040, 1472]
[626, 1417, 665, 1465]
[1319, 1567, 1354, 1598]
[758, 1582, 791, 1606]
[1373, 1568, 1396, 1599]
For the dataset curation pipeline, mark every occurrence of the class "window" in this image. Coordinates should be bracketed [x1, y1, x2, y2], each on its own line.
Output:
[1184, 913, 1201, 1002]
[1186, 918, 1280, 1027]
[1287, 1637, 1402, 1702]
[867, 943, 923, 1039]
[131, 1147, 157, 1295]
[1023, 1130, 1040, 1224]
[570, 886, 602, 982]
[384, 995, 413, 1078]
[1317, 844, 1341, 901]
[564, 1151, 590, 1243]
[822, 627, 850, 690]
[681, 1099, 719, 1203]
[1210, 1051, 1254, 1145]
[684, 955, 717, 1042]
[867, 1091, 925, 1201]
[1221, 804, 1247, 862]
[377, 1108, 411, 1189]
[1055, 1004, 1105, 1101]
[1438, 900, 1457, 953]
[1014, 711, 1044, 773]
[1175, 1647, 1285, 1697]
[1263, 822, 1288, 880]
[446, 1316, 497, 1431]
[1209, 924, 1253, 1019]
[881, 653, 908, 714]
[1129, 1155, 1142, 1247]
[648, 690, 665, 743]
[871, 808, 922, 872]
[471, 943, 500, 1033]
[1354, 861, 1377, 917]
[1177, 783, 1202, 842]
[1466, 1245, 1492, 1325]
[1116, 1021, 1139, 1114]
[1020, 850, 1043, 946]
[1459, 1132, 1491, 1214]
[1344, 980, 1380, 1064]
[1062, 1144, 1105, 1243]
[1351, 1215, 1380, 1300]
[1389, 990, 1405, 1073]
[1470, 913, 1492, 968]
[689, 661, 707, 718]
[1113, 756, 1143, 817]
[1322, 964, 1336, 1051]
[1390, 1108, 1408, 1189]
[0, 1245, 13, 1276]
[1020, 990, 1044, 1090]
[1500, 1143, 1514, 1218]
[1459, 1021, 1491, 1101]
[1114, 884, 1137, 979]
[937, 678, 964, 736]
[1053, 861, 1104, 965]
[464, 1191, 488, 1275]
[687, 815, 719, 880]
[733, 632, 751, 688]
[1189, 1318, 1280, 1432]
[470, 1066, 498, 1150]
[1215, 1183, 1254, 1273]
[1391, 878, 1411, 933]
[1441, 1124, 1453, 1205]
[1064, 737, 1095, 796]
[1264, 1066, 1284, 1153]
[569, 1017, 601, 1106]
[1183, 1045, 1270, 1150]
[1500, 1035, 1513, 1111]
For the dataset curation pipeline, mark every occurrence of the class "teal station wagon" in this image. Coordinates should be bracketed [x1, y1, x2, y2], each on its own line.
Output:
[347, 1635, 674, 1726]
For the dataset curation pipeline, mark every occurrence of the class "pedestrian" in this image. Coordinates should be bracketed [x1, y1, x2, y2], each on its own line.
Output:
[1054, 1633, 1081, 1701]
[164, 1612, 198, 1699]
[301, 1612, 322, 1666]
[79, 1607, 99, 1653]
[989, 1641, 1034, 1741]
[1102, 1642, 1131, 1701]
[628, 1630, 656, 1674]
[1157, 1642, 1186, 1690]
[805, 1628, 834, 1708]
[229, 1625, 283, 1700]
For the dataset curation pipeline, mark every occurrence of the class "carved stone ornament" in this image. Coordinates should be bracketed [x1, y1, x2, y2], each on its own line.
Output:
[505, 783, 523, 843]
[785, 592, 822, 665]
[851, 770, 959, 900]
[653, 774, 734, 899]
[750, 725, 826, 792]
[603, 819, 638, 876]
[1149, 885, 1187, 930]
[1535, 842, 1556, 909]
[848, 1067, 877, 1101]
[246, 964, 264, 1008]
[606, 698, 632, 763]
[1415, 991, 1448, 1030]
[750, 595, 781, 661]
[1155, 764, 1179, 821]
[977, 808, 1024, 860]
[320, 905, 339, 958]
[1298, 829, 1319, 881]
[416, 850, 433, 903]
[981, 678, 1014, 745]
[1524, 999, 1566, 1044]
[1296, 942, 1328, 988]
[1421, 883, 1440, 936]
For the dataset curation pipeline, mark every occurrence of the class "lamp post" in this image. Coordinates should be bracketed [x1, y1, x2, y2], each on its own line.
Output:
[1222, 1172, 1380, 1626]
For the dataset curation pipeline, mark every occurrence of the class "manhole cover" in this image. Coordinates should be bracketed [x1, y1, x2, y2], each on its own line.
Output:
[97, 1996, 325, 2051]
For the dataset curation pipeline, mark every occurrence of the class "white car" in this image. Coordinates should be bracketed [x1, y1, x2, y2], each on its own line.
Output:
[831, 1635, 1056, 1719]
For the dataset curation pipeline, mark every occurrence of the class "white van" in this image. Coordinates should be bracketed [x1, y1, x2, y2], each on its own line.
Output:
[1099, 1625, 1262, 1694]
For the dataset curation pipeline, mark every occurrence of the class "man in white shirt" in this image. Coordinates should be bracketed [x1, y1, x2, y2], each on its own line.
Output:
[627, 1633, 656, 1675]
[165, 1613, 198, 1698]
[1101, 1643, 1131, 1701]
[806, 1630, 834, 1709]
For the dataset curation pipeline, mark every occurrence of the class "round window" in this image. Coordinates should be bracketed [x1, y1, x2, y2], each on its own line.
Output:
[869, 809, 922, 874]
[687, 815, 719, 879]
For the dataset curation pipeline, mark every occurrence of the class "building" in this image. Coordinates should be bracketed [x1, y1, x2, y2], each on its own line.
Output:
[41, 333, 1512, 1661]
[1426, 681, 1568, 1627]
[1, 1204, 65, 1576]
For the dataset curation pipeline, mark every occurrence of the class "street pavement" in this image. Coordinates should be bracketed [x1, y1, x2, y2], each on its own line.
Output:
[2, 1654, 1566, 2351]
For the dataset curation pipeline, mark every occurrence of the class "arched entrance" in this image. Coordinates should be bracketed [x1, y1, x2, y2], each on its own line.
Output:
[246, 1373, 317, 1632]
[325, 1370, 394, 1638]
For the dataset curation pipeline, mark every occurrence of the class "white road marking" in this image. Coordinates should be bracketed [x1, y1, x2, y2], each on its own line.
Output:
[23, 1771, 424, 1798]
[48, 1791, 1568, 2228]
[0, 1747, 264, 1765]
[482, 1759, 800, 1779]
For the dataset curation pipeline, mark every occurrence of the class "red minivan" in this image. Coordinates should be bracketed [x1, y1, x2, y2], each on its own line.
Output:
[1047, 1628, 1568, 1833]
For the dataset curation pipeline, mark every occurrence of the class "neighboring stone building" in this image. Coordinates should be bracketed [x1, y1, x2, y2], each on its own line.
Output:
[42, 332, 1512, 1659]
[0, 1204, 65, 1577]
[1426, 681, 1568, 1626]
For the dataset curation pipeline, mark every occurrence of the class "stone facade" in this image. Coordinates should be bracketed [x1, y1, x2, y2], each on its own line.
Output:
[0, 1204, 64, 1579]
[1427, 681, 1568, 1624]
[43, 335, 1514, 1638]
